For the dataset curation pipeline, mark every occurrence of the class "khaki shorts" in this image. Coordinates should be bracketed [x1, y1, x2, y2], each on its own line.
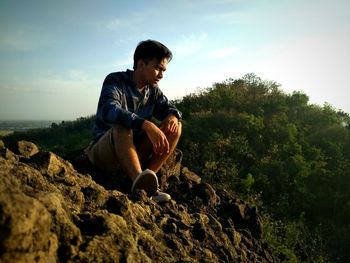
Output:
[87, 128, 120, 172]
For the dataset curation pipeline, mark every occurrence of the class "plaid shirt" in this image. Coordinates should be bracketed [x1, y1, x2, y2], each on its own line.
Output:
[92, 69, 182, 142]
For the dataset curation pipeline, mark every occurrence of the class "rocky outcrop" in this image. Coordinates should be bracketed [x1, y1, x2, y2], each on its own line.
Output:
[0, 139, 278, 262]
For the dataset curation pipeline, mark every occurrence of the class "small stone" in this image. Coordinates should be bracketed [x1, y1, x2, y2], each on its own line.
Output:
[17, 140, 39, 158]
[0, 148, 17, 161]
[192, 183, 218, 206]
[181, 167, 201, 184]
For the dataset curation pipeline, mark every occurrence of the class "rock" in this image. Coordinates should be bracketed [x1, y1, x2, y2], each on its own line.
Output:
[158, 149, 182, 187]
[218, 197, 263, 239]
[181, 166, 201, 184]
[17, 140, 39, 158]
[192, 183, 218, 207]
[0, 142, 279, 263]
[0, 187, 58, 263]
[28, 151, 75, 177]
[0, 148, 17, 161]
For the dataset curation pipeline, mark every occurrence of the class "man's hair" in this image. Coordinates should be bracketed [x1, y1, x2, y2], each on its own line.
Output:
[133, 40, 173, 69]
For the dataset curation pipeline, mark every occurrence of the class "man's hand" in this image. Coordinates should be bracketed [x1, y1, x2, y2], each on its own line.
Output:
[142, 120, 169, 155]
[160, 114, 180, 134]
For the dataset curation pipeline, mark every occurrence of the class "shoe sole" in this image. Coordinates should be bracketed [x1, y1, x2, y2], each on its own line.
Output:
[131, 170, 158, 196]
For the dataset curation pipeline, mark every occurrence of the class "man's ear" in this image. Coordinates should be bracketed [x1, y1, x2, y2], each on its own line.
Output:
[137, 59, 146, 71]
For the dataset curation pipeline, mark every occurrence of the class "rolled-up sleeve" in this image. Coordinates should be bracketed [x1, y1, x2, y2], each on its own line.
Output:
[153, 88, 182, 121]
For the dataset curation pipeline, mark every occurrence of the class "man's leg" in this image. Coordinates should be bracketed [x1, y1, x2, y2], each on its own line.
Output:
[112, 124, 159, 196]
[87, 125, 159, 196]
[111, 124, 142, 181]
[137, 122, 182, 173]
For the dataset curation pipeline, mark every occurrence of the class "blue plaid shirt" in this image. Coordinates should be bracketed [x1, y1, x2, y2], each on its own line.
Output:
[92, 69, 182, 142]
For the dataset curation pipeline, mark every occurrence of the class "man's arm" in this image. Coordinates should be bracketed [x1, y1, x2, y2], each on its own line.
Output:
[97, 74, 145, 129]
[153, 88, 182, 122]
[141, 119, 169, 156]
[160, 114, 180, 134]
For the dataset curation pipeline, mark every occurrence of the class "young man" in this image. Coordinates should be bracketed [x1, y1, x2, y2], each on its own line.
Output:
[87, 40, 182, 202]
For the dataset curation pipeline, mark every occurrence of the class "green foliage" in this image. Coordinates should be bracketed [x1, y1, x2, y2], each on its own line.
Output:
[262, 213, 327, 263]
[175, 73, 350, 262]
[242, 173, 255, 196]
[2, 115, 95, 156]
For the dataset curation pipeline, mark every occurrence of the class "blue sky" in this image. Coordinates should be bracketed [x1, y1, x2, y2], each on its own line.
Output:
[1, 0, 349, 120]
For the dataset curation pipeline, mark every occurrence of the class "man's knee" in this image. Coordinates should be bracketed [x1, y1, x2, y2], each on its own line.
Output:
[166, 122, 182, 143]
[112, 124, 133, 142]
[176, 122, 182, 138]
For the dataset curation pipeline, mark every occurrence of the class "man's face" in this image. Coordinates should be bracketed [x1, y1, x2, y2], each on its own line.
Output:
[141, 57, 168, 86]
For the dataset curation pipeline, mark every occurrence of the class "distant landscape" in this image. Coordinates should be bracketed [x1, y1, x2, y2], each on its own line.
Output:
[0, 120, 61, 134]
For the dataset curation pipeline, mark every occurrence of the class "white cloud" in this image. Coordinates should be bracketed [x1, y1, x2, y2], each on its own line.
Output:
[1, 69, 98, 94]
[106, 18, 123, 30]
[112, 50, 134, 69]
[208, 47, 239, 59]
[0, 31, 35, 51]
[0, 69, 101, 120]
[171, 33, 208, 57]
[0, 27, 55, 51]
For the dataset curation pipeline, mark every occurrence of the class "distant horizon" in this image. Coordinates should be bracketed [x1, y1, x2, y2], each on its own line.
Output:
[0, 114, 95, 122]
[0, 119, 66, 132]
[0, 119, 67, 122]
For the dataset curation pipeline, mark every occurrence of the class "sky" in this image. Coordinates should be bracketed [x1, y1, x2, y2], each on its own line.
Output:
[0, 0, 349, 120]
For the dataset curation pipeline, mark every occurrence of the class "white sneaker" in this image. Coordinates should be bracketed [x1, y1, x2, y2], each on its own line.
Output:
[131, 169, 158, 196]
[151, 190, 171, 202]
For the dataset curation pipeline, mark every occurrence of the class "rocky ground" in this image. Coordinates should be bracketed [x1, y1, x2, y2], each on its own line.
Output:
[0, 139, 279, 262]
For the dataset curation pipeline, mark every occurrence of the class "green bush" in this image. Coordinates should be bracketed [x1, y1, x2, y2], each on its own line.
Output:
[175, 73, 350, 262]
